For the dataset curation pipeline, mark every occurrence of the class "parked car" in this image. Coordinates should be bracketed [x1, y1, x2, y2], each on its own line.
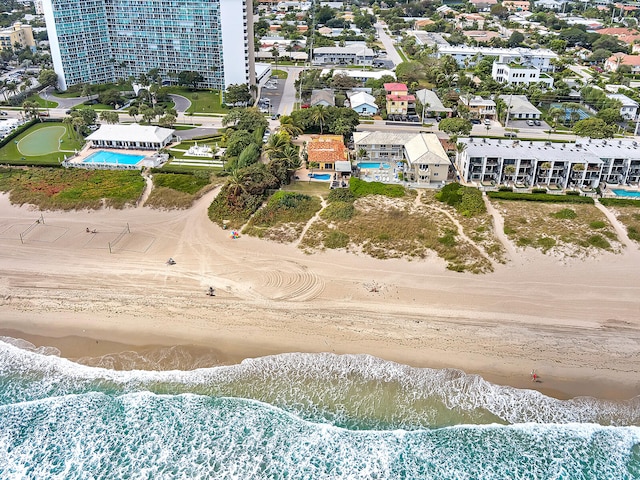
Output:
[38, 111, 50, 117]
[87, 124, 99, 131]
[484, 119, 491, 126]
[65, 109, 71, 114]
[409, 115, 420, 122]
[505, 131, 517, 138]
[470, 119, 481, 125]
[527, 120, 535, 126]
[0, 111, 7, 116]
[534, 119, 541, 126]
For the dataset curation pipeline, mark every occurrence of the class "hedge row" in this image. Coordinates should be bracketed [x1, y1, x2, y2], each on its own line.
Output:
[599, 197, 640, 207]
[349, 177, 405, 198]
[0, 119, 38, 149]
[487, 191, 594, 204]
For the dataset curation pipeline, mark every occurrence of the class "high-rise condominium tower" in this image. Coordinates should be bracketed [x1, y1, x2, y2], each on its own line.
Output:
[42, 0, 254, 91]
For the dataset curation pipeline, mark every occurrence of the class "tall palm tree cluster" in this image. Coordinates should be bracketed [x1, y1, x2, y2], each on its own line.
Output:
[209, 109, 303, 228]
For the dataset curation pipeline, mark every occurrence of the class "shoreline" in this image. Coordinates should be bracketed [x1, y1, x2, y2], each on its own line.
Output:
[1, 191, 640, 402]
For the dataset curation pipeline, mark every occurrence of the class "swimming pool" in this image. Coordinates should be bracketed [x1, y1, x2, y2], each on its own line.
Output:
[612, 189, 640, 198]
[358, 162, 390, 170]
[83, 150, 145, 166]
[309, 173, 331, 180]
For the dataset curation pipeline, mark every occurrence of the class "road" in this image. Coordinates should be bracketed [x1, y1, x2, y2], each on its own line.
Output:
[374, 22, 403, 67]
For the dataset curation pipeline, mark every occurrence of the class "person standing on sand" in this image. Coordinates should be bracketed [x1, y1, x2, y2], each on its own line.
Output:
[531, 370, 538, 382]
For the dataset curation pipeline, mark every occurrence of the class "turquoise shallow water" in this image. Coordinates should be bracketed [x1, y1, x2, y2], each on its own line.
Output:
[0, 339, 639, 479]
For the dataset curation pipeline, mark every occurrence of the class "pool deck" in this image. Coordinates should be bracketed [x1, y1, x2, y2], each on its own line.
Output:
[63, 145, 166, 169]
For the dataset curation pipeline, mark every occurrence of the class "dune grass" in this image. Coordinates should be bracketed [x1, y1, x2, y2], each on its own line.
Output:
[0, 167, 145, 210]
[145, 172, 220, 209]
[243, 191, 322, 242]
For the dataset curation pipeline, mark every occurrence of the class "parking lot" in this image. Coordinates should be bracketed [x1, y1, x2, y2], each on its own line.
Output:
[258, 77, 285, 115]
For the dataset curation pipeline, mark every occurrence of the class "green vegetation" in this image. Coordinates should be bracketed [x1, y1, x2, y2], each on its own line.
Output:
[488, 191, 594, 204]
[271, 69, 288, 79]
[349, 177, 405, 198]
[436, 183, 486, 217]
[243, 191, 322, 242]
[145, 172, 218, 209]
[599, 204, 640, 244]
[494, 199, 619, 256]
[168, 87, 225, 114]
[301, 193, 493, 273]
[600, 198, 640, 208]
[552, 208, 577, 219]
[0, 167, 144, 209]
[0, 122, 84, 166]
[23, 94, 58, 108]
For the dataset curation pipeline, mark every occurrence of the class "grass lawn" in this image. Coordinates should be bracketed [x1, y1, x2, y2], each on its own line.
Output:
[271, 69, 289, 79]
[0, 122, 84, 166]
[280, 180, 330, 197]
[23, 94, 59, 108]
[167, 87, 226, 114]
[494, 200, 622, 256]
[0, 167, 145, 209]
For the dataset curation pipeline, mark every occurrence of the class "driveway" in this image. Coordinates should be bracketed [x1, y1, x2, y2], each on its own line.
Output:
[169, 94, 191, 113]
[375, 22, 403, 67]
[39, 87, 95, 109]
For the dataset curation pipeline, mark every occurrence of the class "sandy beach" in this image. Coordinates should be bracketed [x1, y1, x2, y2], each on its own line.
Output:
[1, 189, 640, 401]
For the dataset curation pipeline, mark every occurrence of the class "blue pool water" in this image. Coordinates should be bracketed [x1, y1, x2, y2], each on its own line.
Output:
[359, 162, 390, 170]
[309, 173, 331, 180]
[612, 189, 640, 198]
[83, 150, 145, 166]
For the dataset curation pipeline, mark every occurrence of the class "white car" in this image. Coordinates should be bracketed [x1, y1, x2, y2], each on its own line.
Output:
[484, 119, 491, 126]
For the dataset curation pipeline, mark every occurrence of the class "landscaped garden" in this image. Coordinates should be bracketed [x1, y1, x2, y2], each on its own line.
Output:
[167, 87, 225, 114]
[0, 121, 84, 166]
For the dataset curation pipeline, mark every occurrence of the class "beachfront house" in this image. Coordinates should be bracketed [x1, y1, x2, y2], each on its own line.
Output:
[307, 135, 348, 171]
[86, 124, 175, 150]
[353, 131, 450, 184]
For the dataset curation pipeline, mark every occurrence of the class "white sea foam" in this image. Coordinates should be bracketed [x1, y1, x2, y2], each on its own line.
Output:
[0, 340, 639, 430]
[0, 391, 638, 479]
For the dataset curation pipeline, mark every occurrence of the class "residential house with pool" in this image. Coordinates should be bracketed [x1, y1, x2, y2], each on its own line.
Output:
[307, 135, 348, 173]
[456, 138, 640, 189]
[353, 131, 450, 184]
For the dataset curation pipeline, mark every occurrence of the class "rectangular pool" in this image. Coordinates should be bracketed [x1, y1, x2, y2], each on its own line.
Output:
[83, 150, 145, 166]
[612, 189, 640, 198]
[358, 162, 390, 170]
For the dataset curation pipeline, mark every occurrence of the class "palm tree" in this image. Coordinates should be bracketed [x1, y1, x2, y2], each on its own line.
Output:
[548, 107, 564, 132]
[356, 147, 368, 162]
[310, 105, 327, 134]
[281, 144, 301, 172]
[264, 133, 291, 159]
[128, 106, 139, 121]
[278, 115, 302, 138]
[226, 168, 248, 201]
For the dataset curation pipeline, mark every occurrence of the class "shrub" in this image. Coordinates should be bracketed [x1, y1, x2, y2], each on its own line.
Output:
[498, 186, 513, 192]
[552, 208, 577, 219]
[436, 182, 486, 217]
[587, 234, 610, 249]
[349, 177, 405, 198]
[517, 237, 532, 246]
[600, 198, 640, 207]
[487, 192, 594, 204]
[566, 190, 580, 196]
[321, 201, 355, 221]
[438, 232, 456, 246]
[537, 236, 556, 251]
[328, 188, 355, 203]
[589, 220, 606, 229]
[504, 226, 516, 235]
[436, 182, 462, 206]
[628, 226, 640, 241]
[324, 230, 349, 249]
[531, 188, 547, 194]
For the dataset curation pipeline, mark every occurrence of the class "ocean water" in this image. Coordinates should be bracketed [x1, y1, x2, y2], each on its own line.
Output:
[0, 339, 639, 479]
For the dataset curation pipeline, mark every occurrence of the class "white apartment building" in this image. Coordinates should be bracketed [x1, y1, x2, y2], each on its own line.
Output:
[492, 63, 554, 88]
[457, 138, 640, 188]
[436, 46, 558, 72]
[354, 131, 450, 184]
[312, 45, 375, 66]
[42, 0, 254, 91]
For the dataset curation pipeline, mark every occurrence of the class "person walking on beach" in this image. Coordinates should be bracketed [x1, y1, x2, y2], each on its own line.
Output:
[531, 370, 539, 382]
